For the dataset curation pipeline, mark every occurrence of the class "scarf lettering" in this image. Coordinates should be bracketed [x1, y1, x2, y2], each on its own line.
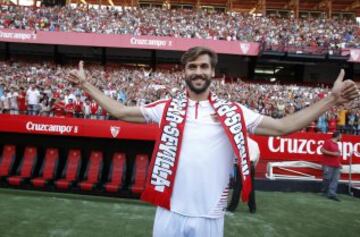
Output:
[149, 98, 186, 194]
[225, 114, 241, 126]
[218, 105, 237, 117]
[235, 133, 250, 176]
[166, 112, 184, 124]
[151, 173, 170, 192]
[151, 142, 177, 192]
[215, 101, 251, 188]
[164, 125, 179, 137]
[166, 100, 186, 124]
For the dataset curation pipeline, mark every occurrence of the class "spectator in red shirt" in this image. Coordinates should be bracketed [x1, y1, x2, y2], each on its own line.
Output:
[320, 131, 342, 201]
[90, 100, 99, 120]
[74, 94, 84, 118]
[328, 114, 338, 133]
[65, 98, 75, 118]
[52, 97, 65, 118]
[17, 87, 27, 115]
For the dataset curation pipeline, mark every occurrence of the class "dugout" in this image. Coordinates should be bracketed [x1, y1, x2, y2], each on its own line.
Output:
[0, 115, 156, 199]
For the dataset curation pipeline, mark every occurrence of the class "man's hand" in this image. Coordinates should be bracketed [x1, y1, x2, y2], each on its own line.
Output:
[330, 69, 360, 105]
[68, 61, 87, 86]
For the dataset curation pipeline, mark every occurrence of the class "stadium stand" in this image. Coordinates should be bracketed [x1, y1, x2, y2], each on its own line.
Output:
[0, 5, 359, 50]
[0, 61, 358, 134]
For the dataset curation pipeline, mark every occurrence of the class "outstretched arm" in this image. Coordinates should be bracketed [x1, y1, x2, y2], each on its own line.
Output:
[254, 69, 359, 136]
[68, 61, 145, 123]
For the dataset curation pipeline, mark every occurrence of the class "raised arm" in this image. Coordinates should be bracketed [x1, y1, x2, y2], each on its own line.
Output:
[67, 61, 146, 123]
[254, 69, 359, 136]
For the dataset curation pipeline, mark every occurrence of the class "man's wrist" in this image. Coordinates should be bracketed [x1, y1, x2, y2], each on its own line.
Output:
[80, 80, 89, 88]
[325, 92, 337, 106]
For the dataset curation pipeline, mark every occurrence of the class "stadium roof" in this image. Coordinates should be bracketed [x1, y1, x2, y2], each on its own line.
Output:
[82, 0, 360, 16]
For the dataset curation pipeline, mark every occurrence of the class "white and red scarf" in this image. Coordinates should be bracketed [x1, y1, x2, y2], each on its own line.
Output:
[141, 92, 252, 210]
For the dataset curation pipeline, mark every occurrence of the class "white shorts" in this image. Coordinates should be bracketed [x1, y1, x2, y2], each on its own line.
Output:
[153, 207, 224, 237]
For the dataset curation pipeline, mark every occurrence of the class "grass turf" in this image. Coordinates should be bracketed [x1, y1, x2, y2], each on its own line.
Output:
[0, 188, 359, 237]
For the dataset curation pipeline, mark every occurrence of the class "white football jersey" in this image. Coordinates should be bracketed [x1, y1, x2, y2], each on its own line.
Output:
[141, 98, 263, 218]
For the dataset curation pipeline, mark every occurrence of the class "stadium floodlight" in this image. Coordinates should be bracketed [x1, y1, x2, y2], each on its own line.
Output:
[270, 77, 276, 82]
[254, 69, 274, 75]
[249, 8, 256, 14]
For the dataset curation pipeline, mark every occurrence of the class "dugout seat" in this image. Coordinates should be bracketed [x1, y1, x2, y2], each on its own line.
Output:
[8, 146, 37, 186]
[131, 154, 149, 194]
[78, 151, 103, 191]
[104, 153, 126, 193]
[55, 149, 81, 190]
[31, 148, 59, 188]
[0, 145, 16, 179]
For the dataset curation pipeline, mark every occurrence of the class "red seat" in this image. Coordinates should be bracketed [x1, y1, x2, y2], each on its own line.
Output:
[8, 146, 37, 186]
[78, 151, 103, 191]
[131, 154, 149, 194]
[55, 149, 81, 190]
[104, 153, 126, 193]
[31, 148, 59, 188]
[0, 145, 16, 178]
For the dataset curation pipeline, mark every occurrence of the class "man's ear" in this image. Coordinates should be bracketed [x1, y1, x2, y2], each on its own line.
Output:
[212, 69, 215, 77]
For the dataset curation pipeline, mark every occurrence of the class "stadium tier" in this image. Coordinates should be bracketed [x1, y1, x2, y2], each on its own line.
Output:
[0, 61, 359, 134]
[0, 3, 359, 200]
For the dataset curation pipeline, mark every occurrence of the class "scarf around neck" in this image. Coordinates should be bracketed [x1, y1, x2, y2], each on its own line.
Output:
[141, 92, 252, 210]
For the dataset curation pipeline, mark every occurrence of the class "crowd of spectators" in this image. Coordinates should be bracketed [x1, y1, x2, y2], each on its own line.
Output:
[0, 60, 359, 135]
[0, 4, 360, 52]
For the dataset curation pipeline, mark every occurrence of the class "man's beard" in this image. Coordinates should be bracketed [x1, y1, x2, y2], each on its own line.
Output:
[185, 75, 212, 94]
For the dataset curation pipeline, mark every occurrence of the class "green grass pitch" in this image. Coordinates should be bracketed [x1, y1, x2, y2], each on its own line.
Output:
[0, 188, 359, 237]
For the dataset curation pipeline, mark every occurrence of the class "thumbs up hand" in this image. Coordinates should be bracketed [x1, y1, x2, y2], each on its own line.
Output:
[330, 69, 359, 105]
[68, 61, 87, 86]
